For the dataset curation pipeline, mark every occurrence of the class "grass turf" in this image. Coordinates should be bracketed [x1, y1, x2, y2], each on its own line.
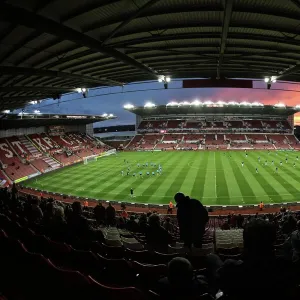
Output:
[23, 150, 300, 206]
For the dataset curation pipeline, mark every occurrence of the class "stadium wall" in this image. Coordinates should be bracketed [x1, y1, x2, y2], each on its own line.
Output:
[0, 124, 91, 138]
[0, 126, 46, 138]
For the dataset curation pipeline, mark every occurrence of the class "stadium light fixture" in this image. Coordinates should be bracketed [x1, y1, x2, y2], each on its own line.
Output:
[124, 104, 134, 109]
[252, 102, 264, 107]
[3, 110, 10, 113]
[204, 100, 213, 105]
[271, 76, 277, 83]
[216, 101, 226, 106]
[166, 101, 179, 106]
[274, 103, 286, 108]
[180, 101, 191, 106]
[34, 110, 40, 114]
[240, 101, 251, 106]
[228, 101, 238, 105]
[264, 77, 270, 83]
[29, 100, 38, 105]
[108, 113, 114, 117]
[102, 113, 108, 117]
[192, 100, 201, 106]
[158, 75, 171, 89]
[144, 102, 156, 108]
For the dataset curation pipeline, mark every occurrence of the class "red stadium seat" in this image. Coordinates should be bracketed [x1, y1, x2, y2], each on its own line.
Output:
[89, 275, 146, 300]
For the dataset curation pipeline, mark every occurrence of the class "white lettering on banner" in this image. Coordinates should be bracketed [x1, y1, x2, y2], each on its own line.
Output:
[0, 143, 13, 158]
[43, 137, 54, 148]
[33, 138, 48, 151]
[11, 141, 25, 153]
[60, 136, 72, 145]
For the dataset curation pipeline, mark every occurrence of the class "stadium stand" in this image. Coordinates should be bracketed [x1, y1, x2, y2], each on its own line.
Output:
[1, 187, 300, 300]
[125, 104, 298, 151]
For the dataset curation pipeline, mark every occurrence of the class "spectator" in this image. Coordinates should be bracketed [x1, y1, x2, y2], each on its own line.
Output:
[42, 202, 54, 226]
[221, 221, 230, 230]
[126, 215, 139, 232]
[94, 202, 106, 224]
[138, 213, 148, 233]
[28, 198, 43, 224]
[236, 214, 244, 228]
[163, 217, 174, 233]
[291, 220, 300, 262]
[67, 201, 90, 237]
[156, 257, 209, 299]
[218, 219, 298, 300]
[106, 202, 116, 226]
[282, 215, 297, 235]
[174, 192, 208, 248]
[46, 206, 69, 241]
[145, 214, 173, 252]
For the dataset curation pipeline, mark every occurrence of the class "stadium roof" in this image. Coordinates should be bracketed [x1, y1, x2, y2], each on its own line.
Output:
[0, 113, 116, 129]
[2, 1, 300, 109]
[125, 103, 300, 117]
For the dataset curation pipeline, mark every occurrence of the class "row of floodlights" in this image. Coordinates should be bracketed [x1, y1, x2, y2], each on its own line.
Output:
[124, 101, 294, 109]
[101, 113, 114, 118]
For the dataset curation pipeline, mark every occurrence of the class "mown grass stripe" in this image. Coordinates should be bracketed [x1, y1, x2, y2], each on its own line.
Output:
[243, 152, 283, 203]
[221, 152, 249, 205]
[215, 152, 230, 205]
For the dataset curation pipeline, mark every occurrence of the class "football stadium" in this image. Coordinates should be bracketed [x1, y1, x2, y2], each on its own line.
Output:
[2, 0, 300, 299]
[22, 103, 300, 208]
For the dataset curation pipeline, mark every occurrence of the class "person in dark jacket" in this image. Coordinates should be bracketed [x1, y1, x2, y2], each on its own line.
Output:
[94, 202, 106, 224]
[174, 192, 208, 248]
[145, 214, 173, 252]
[106, 202, 116, 226]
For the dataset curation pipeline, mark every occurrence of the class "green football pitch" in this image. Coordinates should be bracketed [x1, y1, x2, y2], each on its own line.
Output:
[23, 150, 300, 206]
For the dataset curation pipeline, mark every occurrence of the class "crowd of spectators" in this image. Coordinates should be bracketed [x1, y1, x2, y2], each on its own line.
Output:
[1, 186, 300, 299]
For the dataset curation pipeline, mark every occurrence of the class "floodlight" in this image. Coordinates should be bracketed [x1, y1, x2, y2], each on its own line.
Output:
[144, 102, 155, 108]
[165, 76, 171, 82]
[102, 113, 108, 117]
[228, 101, 238, 105]
[30, 100, 38, 105]
[158, 78, 163, 83]
[264, 77, 270, 83]
[81, 88, 87, 93]
[166, 101, 178, 106]
[192, 100, 201, 106]
[274, 103, 286, 108]
[240, 101, 250, 106]
[76, 88, 82, 93]
[216, 101, 226, 106]
[204, 100, 213, 105]
[295, 105, 300, 109]
[271, 76, 277, 83]
[3, 110, 10, 113]
[252, 102, 264, 106]
[124, 104, 134, 109]
[34, 110, 40, 114]
[109, 113, 114, 117]
[180, 101, 190, 106]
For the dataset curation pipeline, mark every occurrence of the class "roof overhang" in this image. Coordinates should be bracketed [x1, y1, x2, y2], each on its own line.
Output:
[0, 113, 116, 129]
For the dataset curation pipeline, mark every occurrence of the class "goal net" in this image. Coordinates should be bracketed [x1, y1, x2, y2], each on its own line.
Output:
[83, 149, 116, 165]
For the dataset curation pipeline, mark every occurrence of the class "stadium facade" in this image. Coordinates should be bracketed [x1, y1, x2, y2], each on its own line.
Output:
[0, 113, 115, 185]
[125, 102, 300, 151]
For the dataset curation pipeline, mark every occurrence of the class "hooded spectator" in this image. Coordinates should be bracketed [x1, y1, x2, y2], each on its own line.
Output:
[156, 257, 209, 299]
[218, 219, 298, 300]
[94, 202, 106, 224]
[145, 214, 173, 252]
[174, 192, 208, 248]
[106, 202, 116, 226]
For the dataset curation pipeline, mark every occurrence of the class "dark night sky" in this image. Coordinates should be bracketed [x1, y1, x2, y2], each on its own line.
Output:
[17, 79, 300, 127]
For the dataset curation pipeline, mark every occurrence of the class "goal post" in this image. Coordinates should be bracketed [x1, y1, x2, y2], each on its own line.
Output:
[83, 149, 116, 165]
